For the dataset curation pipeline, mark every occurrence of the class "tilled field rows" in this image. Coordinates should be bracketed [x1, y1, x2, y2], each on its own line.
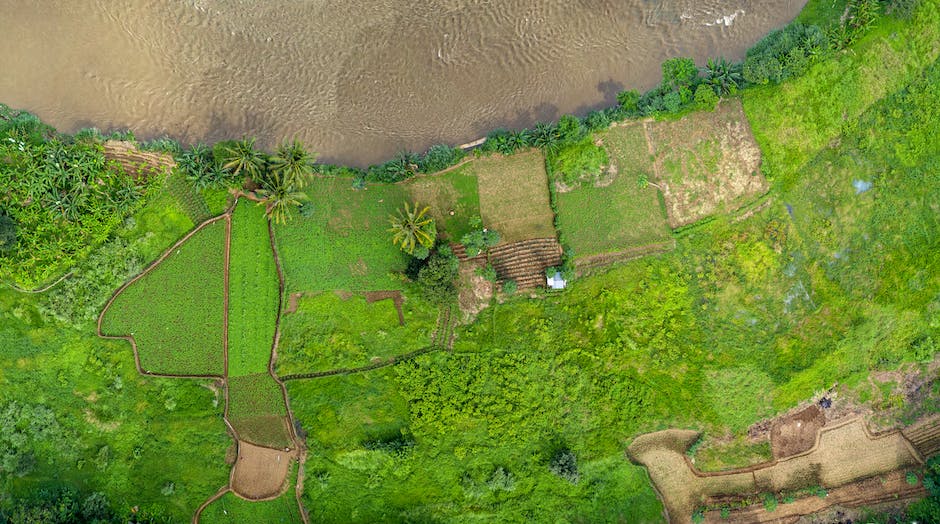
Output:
[453, 238, 563, 289]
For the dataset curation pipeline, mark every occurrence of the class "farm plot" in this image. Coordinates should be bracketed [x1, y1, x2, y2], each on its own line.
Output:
[227, 373, 293, 449]
[473, 150, 556, 243]
[646, 100, 768, 228]
[274, 177, 409, 292]
[227, 200, 280, 377]
[554, 123, 672, 262]
[628, 418, 922, 523]
[99, 219, 227, 376]
[200, 461, 302, 522]
[402, 163, 481, 241]
[275, 289, 438, 375]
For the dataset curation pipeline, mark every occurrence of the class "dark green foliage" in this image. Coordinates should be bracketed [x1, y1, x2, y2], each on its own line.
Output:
[0, 211, 15, 252]
[419, 143, 465, 173]
[529, 122, 561, 153]
[546, 137, 609, 186]
[555, 114, 586, 144]
[694, 84, 720, 109]
[548, 448, 579, 483]
[415, 246, 459, 305]
[477, 263, 497, 283]
[0, 402, 67, 478]
[179, 144, 232, 190]
[662, 57, 699, 90]
[762, 493, 778, 512]
[481, 128, 531, 155]
[742, 23, 828, 84]
[314, 163, 366, 179]
[616, 89, 641, 113]
[704, 57, 742, 96]
[583, 110, 611, 132]
[502, 279, 517, 295]
[0, 112, 147, 287]
[367, 151, 419, 182]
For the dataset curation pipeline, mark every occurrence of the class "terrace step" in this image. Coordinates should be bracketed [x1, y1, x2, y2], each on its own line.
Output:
[903, 417, 940, 457]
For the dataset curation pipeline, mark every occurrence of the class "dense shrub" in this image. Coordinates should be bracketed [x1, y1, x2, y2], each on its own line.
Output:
[694, 84, 720, 110]
[416, 246, 460, 305]
[546, 138, 609, 186]
[461, 216, 500, 257]
[742, 24, 827, 85]
[549, 448, 579, 483]
[419, 144, 466, 173]
[0, 211, 16, 252]
[502, 279, 517, 295]
[583, 110, 611, 132]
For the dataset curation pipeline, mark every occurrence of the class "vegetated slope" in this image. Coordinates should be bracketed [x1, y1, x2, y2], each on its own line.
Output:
[100, 219, 227, 376]
[227, 200, 279, 377]
[227, 373, 292, 449]
[200, 464, 302, 523]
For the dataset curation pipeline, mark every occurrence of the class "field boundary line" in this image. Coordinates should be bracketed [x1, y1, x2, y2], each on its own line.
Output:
[266, 219, 310, 523]
[279, 344, 442, 381]
[191, 486, 231, 524]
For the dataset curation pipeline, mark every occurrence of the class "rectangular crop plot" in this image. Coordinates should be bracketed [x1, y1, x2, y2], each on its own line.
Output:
[276, 290, 438, 375]
[555, 123, 672, 261]
[647, 100, 769, 228]
[227, 373, 292, 449]
[100, 219, 226, 376]
[402, 164, 481, 241]
[227, 201, 280, 377]
[274, 178, 409, 293]
[473, 150, 556, 244]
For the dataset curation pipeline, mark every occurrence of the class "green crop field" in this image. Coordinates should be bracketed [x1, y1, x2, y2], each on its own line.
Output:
[402, 164, 481, 241]
[276, 289, 439, 375]
[227, 373, 292, 449]
[100, 219, 227, 376]
[274, 177, 409, 292]
[200, 469, 302, 523]
[554, 123, 672, 258]
[227, 201, 280, 377]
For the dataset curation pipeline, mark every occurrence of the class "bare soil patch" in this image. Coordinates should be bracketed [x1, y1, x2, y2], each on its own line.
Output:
[457, 258, 494, 320]
[364, 290, 405, 326]
[231, 441, 296, 500]
[103, 140, 175, 180]
[646, 100, 768, 228]
[771, 405, 826, 459]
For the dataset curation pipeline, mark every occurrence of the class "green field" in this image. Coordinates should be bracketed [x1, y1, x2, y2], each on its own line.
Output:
[402, 164, 481, 241]
[274, 177, 409, 292]
[554, 123, 671, 258]
[227, 373, 292, 449]
[227, 201, 280, 377]
[100, 219, 227, 376]
[200, 467, 302, 524]
[276, 290, 439, 375]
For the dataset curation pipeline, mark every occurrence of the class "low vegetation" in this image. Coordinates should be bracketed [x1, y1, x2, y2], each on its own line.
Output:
[227, 373, 292, 449]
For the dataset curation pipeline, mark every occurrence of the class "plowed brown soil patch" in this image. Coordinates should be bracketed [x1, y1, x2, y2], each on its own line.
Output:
[453, 238, 562, 290]
[231, 441, 295, 500]
[771, 405, 826, 459]
[103, 140, 176, 180]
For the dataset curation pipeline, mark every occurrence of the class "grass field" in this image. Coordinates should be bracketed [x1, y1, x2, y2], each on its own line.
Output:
[100, 219, 227, 376]
[201, 464, 302, 524]
[647, 100, 768, 228]
[274, 177, 409, 293]
[402, 164, 481, 241]
[473, 150, 556, 243]
[227, 201, 280, 377]
[276, 289, 438, 375]
[554, 123, 671, 258]
[227, 373, 292, 449]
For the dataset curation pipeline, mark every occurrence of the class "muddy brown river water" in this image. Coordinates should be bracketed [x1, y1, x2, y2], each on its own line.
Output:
[0, 0, 806, 165]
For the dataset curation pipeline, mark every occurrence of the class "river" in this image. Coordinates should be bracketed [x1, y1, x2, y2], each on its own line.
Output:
[0, 0, 806, 166]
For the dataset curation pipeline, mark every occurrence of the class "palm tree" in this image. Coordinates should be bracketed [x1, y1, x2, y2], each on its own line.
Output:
[269, 140, 316, 189]
[704, 58, 742, 96]
[256, 183, 307, 224]
[221, 138, 267, 181]
[388, 202, 436, 255]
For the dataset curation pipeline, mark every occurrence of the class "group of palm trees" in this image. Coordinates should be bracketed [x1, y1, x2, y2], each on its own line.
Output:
[217, 138, 316, 224]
